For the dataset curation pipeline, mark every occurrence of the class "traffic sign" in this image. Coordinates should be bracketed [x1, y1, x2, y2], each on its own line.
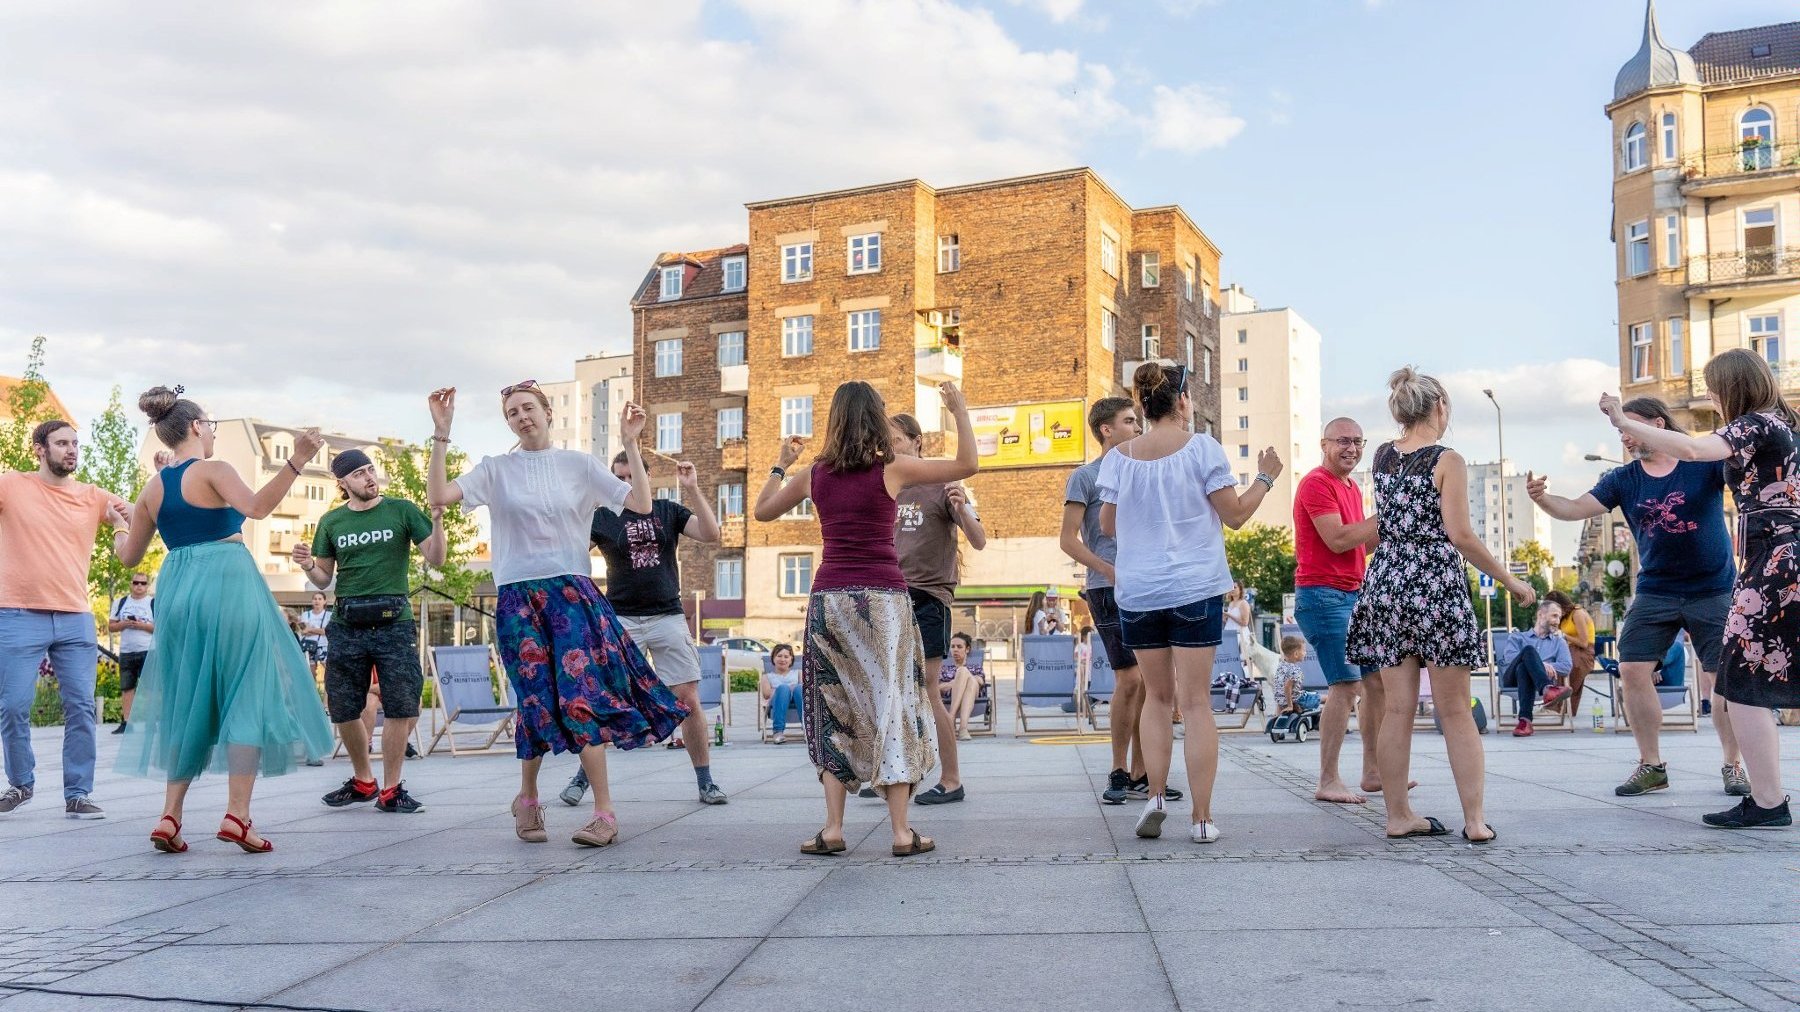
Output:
[1478, 573, 1497, 599]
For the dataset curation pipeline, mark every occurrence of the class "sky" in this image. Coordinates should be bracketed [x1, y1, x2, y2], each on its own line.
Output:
[3, 0, 1795, 562]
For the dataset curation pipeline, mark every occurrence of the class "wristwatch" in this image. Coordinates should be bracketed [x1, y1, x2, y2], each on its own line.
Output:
[1254, 472, 1275, 490]
[770, 466, 787, 480]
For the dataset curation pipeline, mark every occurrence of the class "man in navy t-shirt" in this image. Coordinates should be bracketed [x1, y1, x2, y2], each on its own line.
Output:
[1528, 397, 1748, 800]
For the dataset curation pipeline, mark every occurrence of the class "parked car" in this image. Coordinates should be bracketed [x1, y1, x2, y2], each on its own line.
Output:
[714, 636, 773, 673]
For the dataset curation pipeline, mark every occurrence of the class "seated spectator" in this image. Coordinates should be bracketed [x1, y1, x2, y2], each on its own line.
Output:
[1274, 635, 1321, 715]
[1499, 601, 1573, 737]
[940, 632, 985, 741]
[760, 643, 801, 744]
[1211, 638, 1259, 714]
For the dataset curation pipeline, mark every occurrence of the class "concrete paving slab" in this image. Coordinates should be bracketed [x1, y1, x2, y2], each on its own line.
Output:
[772, 863, 1144, 937]
[417, 869, 828, 941]
[1130, 859, 1535, 930]
[0, 881, 253, 930]
[5, 942, 377, 1006]
[1537, 853, 1800, 926]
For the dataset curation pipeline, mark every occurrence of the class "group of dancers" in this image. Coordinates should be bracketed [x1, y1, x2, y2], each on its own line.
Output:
[0, 348, 1792, 857]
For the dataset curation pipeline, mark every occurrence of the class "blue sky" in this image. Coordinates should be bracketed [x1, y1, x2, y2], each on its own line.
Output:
[3, 0, 1794, 560]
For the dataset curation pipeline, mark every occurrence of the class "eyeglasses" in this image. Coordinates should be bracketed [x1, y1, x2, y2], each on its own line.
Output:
[1326, 437, 1367, 449]
[500, 379, 539, 397]
[197, 419, 219, 432]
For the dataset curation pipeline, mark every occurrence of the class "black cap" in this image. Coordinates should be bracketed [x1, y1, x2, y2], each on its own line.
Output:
[330, 448, 374, 480]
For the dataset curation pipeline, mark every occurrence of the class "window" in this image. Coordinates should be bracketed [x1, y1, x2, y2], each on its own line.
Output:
[721, 256, 746, 292]
[1101, 310, 1117, 352]
[659, 266, 682, 301]
[1141, 252, 1160, 288]
[1669, 317, 1684, 375]
[1100, 231, 1119, 277]
[782, 315, 814, 357]
[1201, 277, 1214, 317]
[1749, 314, 1782, 369]
[1236, 357, 1248, 372]
[716, 406, 743, 445]
[1740, 107, 1775, 170]
[654, 338, 683, 377]
[779, 554, 814, 597]
[1237, 329, 1248, 344]
[1202, 348, 1212, 384]
[1239, 445, 1249, 458]
[1663, 215, 1680, 269]
[781, 243, 813, 282]
[714, 558, 743, 600]
[1182, 260, 1195, 301]
[1629, 322, 1653, 382]
[717, 330, 745, 367]
[655, 485, 681, 503]
[783, 497, 815, 520]
[1140, 324, 1160, 359]
[781, 396, 813, 438]
[306, 483, 326, 502]
[847, 233, 881, 274]
[716, 482, 744, 520]
[1236, 387, 1248, 402]
[937, 234, 960, 273]
[655, 412, 682, 452]
[1622, 122, 1646, 172]
[1626, 220, 1651, 277]
[848, 309, 881, 352]
[1660, 112, 1677, 162]
[272, 442, 291, 461]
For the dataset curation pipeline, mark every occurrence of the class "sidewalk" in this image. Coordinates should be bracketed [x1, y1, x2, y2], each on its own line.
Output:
[0, 691, 1795, 1012]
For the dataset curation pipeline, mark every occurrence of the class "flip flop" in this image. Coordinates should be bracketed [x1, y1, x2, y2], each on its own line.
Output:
[800, 831, 846, 856]
[892, 829, 936, 857]
[1461, 824, 1497, 845]
[1387, 816, 1449, 839]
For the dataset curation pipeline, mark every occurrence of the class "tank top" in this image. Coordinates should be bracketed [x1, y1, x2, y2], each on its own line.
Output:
[809, 461, 905, 592]
[156, 459, 246, 549]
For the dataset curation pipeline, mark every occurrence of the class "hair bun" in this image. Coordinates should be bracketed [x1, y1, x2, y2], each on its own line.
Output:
[138, 386, 179, 424]
[1132, 361, 1168, 394]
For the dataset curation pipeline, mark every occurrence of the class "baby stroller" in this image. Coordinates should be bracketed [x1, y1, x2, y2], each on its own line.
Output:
[1265, 690, 1322, 743]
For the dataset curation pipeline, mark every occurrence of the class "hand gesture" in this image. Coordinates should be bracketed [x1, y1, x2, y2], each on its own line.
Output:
[777, 436, 805, 470]
[1598, 393, 1624, 427]
[619, 401, 647, 442]
[1525, 471, 1547, 502]
[428, 388, 456, 436]
[107, 501, 133, 529]
[939, 381, 966, 414]
[152, 450, 175, 470]
[292, 542, 312, 568]
[1507, 577, 1536, 608]
[293, 427, 325, 462]
[946, 483, 969, 512]
[676, 461, 699, 490]
[1256, 446, 1284, 479]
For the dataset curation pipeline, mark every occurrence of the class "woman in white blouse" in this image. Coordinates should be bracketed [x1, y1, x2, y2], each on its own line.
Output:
[427, 382, 688, 848]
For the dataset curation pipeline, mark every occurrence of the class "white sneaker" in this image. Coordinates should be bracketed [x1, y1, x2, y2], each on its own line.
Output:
[1190, 819, 1219, 844]
[1134, 795, 1167, 838]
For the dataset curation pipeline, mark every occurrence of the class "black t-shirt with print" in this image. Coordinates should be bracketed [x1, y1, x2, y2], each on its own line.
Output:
[591, 499, 693, 616]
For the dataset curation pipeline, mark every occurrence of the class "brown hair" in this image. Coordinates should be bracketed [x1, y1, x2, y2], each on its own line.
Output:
[138, 386, 206, 449]
[1087, 396, 1134, 441]
[815, 381, 893, 473]
[1545, 590, 1579, 613]
[889, 412, 923, 449]
[30, 419, 73, 449]
[1619, 396, 1686, 434]
[770, 643, 795, 664]
[1280, 634, 1306, 656]
[611, 451, 629, 466]
[1387, 366, 1449, 428]
[1133, 362, 1188, 422]
[1703, 348, 1799, 427]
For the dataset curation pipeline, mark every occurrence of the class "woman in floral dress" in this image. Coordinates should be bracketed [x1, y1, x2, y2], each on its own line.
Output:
[1347, 368, 1534, 843]
[1602, 348, 1795, 830]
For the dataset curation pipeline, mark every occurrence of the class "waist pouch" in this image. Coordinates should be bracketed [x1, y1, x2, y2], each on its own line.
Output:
[339, 595, 407, 629]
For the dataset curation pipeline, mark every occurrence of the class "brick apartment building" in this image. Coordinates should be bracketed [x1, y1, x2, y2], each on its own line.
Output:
[633, 168, 1223, 644]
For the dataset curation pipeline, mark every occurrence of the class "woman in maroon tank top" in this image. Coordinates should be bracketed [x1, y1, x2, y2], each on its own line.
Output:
[755, 380, 977, 857]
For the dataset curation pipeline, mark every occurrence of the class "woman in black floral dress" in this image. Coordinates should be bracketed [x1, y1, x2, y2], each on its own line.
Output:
[1347, 368, 1534, 843]
[1603, 348, 1795, 830]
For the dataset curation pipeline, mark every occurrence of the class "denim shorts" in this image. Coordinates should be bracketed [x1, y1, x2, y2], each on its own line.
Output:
[1081, 586, 1138, 669]
[1120, 595, 1224, 651]
[1294, 585, 1369, 686]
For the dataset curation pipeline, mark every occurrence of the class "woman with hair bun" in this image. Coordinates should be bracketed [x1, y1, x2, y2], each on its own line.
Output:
[1347, 367, 1532, 843]
[114, 386, 335, 854]
[1098, 362, 1280, 845]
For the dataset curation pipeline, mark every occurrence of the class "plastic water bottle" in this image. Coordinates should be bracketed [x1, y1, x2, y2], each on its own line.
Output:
[1591, 700, 1605, 733]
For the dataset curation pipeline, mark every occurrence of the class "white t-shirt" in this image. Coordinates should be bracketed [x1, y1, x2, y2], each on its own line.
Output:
[1096, 433, 1237, 613]
[113, 595, 155, 653]
[301, 607, 331, 647]
[456, 448, 630, 587]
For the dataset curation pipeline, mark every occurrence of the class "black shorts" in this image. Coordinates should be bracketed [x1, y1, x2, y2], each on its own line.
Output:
[1082, 587, 1138, 670]
[1617, 591, 1728, 672]
[324, 618, 423, 723]
[117, 651, 148, 692]
[909, 587, 952, 660]
[1121, 595, 1225, 651]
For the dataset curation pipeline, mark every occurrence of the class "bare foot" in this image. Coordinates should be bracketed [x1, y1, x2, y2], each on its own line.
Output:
[1361, 778, 1418, 794]
[1315, 782, 1367, 805]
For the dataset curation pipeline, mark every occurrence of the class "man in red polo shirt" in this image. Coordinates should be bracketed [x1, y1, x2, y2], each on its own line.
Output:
[1292, 418, 1389, 804]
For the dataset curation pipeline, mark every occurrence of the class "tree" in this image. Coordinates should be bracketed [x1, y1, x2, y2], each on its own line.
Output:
[0, 336, 54, 474]
[379, 440, 482, 605]
[78, 387, 162, 620]
[1224, 522, 1296, 616]
[1510, 539, 1555, 582]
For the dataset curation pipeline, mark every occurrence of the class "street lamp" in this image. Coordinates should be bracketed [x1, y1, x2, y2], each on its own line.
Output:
[1482, 388, 1514, 629]
[1584, 453, 1624, 464]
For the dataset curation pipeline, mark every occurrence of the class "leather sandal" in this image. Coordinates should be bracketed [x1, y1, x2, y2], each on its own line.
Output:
[216, 813, 273, 853]
[892, 829, 936, 857]
[150, 815, 187, 854]
[800, 831, 846, 856]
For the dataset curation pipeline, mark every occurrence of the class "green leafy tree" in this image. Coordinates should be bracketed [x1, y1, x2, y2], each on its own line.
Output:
[1224, 522, 1296, 616]
[78, 387, 163, 622]
[1510, 539, 1555, 582]
[379, 440, 481, 605]
[1, 336, 55, 473]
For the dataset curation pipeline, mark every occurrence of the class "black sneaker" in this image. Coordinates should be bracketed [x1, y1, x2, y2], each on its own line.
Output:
[374, 782, 424, 814]
[1129, 775, 1182, 802]
[110, 722, 127, 735]
[1102, 768, 1132, 805]
[1702, 796, 1791, 830]
[322, 778, 378, 808]
[404, 743, 420, 759]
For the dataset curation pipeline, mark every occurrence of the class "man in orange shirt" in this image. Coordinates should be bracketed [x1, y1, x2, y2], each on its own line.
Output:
[0, 420, 132, 819]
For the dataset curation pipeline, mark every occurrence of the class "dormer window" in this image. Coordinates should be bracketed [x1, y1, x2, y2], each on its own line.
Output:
[1751, 43, 1772, 59]
[721, 256, 746, 292]
[659, 266, 683, 301]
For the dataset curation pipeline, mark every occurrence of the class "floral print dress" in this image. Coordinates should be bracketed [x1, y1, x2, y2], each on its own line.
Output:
[1346, 443, 1485, 669]
[1716, 411, 1800, 708]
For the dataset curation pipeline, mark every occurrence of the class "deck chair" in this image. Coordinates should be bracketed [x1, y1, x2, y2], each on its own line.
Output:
[1210, 648, 1259, 731]
[1016, 634, 1081, 732]
[756, 654, 803, 743]
[425, 645, 514, 756]
[693, 645, 730, 740]
[1085, 636, 1118, 731]
[1493, 640, 1577, 733]
[1616, 641, 1700, 734]
[331, 681, 427, 761]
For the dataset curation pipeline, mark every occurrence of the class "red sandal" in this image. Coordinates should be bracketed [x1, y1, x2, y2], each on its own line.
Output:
[149, 815, 187, 854]
[216, 813, 273, 853]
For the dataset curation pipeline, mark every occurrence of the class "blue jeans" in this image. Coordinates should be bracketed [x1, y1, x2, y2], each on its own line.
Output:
[770, 682, 802, 734]
[0, 609, 99, 800]
[1294, 586, 1365, 686]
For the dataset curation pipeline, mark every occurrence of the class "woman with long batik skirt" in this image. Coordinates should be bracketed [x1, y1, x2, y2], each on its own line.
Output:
[755, 380, 978, 857]
[427, 382, 687, 847]
[115, 386, 335, 854]
[1601, 348, 1796, 830]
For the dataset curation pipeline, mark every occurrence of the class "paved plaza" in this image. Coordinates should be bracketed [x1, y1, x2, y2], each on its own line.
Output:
[0, 684, 1796, 1012]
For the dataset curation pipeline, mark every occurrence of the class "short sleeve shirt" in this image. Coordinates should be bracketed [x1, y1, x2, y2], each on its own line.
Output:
[895, 483, 959, 606]
[1589, 459, 1734, 597]
[1096, 434, 1236, 612]
[0, 472, 124, 612]
[1064, 458, 1116, 590]
[312, 497, 434, 619]
[591, 498, 693, 616]
[1292, 466, 1366, 592]
[456, 449, 629, 586]
[1718, 411, 1800, 510]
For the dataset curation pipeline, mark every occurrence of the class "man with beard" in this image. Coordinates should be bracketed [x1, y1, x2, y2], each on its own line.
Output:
[0, 420, 133, 818]
[294, 449, 445, 814]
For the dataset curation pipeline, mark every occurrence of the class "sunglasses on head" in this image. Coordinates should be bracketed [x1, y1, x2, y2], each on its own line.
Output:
[500, 379, 539, 397]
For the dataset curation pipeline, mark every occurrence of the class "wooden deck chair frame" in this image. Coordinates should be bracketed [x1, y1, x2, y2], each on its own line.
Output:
[426, 644, 516, 757]
[1614, 681, 1700, 734]
[1015, 634, 1082, 733]
[331, 705, 427, 760]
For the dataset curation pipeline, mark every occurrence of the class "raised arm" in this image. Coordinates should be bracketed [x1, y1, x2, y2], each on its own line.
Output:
[1602, 394, 1730, 461]
[677, 462, 721, 544]
[1525, 471, 1608, 522]
[1060, 501, 1112, 582]
[202, 429, 322, 521]
[754, 437, 813, 521]
[618, 402, 652, 514]
[1436, 448, 1535, 604]
[427, 388, 461, 508]
[885, 382, 978, 494]
[946, 483, 985, 550]
[1209, 446, 1283, 529]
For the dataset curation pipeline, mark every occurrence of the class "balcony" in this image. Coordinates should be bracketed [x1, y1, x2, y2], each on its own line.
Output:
[1681, 140, 1800, 197]
[720, 517, 746, 549]
[268, 531, 301, 556]
[915, 344, 963, 384]
[719, 437, 748, 471]
[1685, 247, 1800, 298]
[1121, 356, 1175, 387]
[1690, 364, 1800, 403]
[720, 363, 749, 395]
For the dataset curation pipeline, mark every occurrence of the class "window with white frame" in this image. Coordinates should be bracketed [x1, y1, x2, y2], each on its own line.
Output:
[1626, 220, 1651, 277]
[717, 330, 745, 367]
[781, 242, 813, 282]
[783, 497, 814, 520]
[1660, 112, 1677, 162]
[655, 338, 683, 377]
[1236, 357, 1248, 372]
[655, 412, 682, 452]
[1238, 416, 1249, 429]
[1184, 330, 1196, 369]
[782, 315, 814, 357]
[1141, 252, 1160, 288]
[1101, 310, 1117, 351]
[1668, 317, 1684, 375]
[716, 406, 744, 445]
[714, 558, 743, 600]
[654, 485, 681, 504]
[1239, 445, 1249, 459]
[781, 395, 813, 437]
[1201, 277, 1214, 317]
[721, 256, 746, 292]
[779, 554, 813, 597]
[1236, 387, 1248, 402]
[1663, 215, 1680, 269]
[1100, 231, 1119, 277]
[1749, 314, 1782, 368]
[847, 233, 881, 274]
[937, 234, 960, 273]
[1141, 324, 1160, 359]
[659, 266, 683, 301]
[716, 482, 744, 520]
[1202, 348, 1212, 384]
[1740, 107, 1775, 170]
[1237, 329, 1248, 344]
[1182, 259, 1195, 300]
[1622, 122, 1646, 172]
[848, 309, 881, 352]
[1629, 322, 1653, 381]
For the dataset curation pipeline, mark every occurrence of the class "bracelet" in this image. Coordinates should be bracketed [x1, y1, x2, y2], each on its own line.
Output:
[1254, 472, 1274, 489]
[287, 460, 303, 477]
[431, 435, 450, 444]
[769, 466, 786, 480]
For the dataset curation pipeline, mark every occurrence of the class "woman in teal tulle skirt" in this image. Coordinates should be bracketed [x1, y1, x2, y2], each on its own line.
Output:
[115, 386, 334, 854]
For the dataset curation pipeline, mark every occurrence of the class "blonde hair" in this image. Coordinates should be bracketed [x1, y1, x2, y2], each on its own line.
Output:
[1387, 366, 1449, 428]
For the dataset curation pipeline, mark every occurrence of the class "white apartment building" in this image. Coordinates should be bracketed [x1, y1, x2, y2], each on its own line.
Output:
[1351, 458, 1555, 571]
[538, 353, 632, 457]
[1219, 284, 1323, 526]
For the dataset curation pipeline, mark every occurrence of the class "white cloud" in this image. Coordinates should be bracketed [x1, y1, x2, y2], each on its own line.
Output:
[1141, 84, 1246, 154]
[1005, 0, 1086, 22]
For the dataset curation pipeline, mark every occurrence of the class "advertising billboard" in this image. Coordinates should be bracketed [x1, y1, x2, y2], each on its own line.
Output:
[967, 400, 1086, 469]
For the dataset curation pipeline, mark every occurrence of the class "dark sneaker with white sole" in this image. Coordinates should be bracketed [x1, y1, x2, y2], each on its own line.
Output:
[1102, 768, 1132, 805]
[1614, 762, 1668, 797]
[64, 796, 105, 820]
[1127, 775, 1182, 803]
[322, 778, 378, 808]
[1722, 763, 1751, 798]
[0, 785, 32, 814]
[375, 783, 424, 814]
[1701, 796, 1791, 830]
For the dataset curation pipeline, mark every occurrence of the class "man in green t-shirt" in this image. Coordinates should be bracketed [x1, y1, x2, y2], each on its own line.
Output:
[292, 449, 445, 814]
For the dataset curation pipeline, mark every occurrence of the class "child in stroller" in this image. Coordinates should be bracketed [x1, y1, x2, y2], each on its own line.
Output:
[1265, 635, 1322, 742]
